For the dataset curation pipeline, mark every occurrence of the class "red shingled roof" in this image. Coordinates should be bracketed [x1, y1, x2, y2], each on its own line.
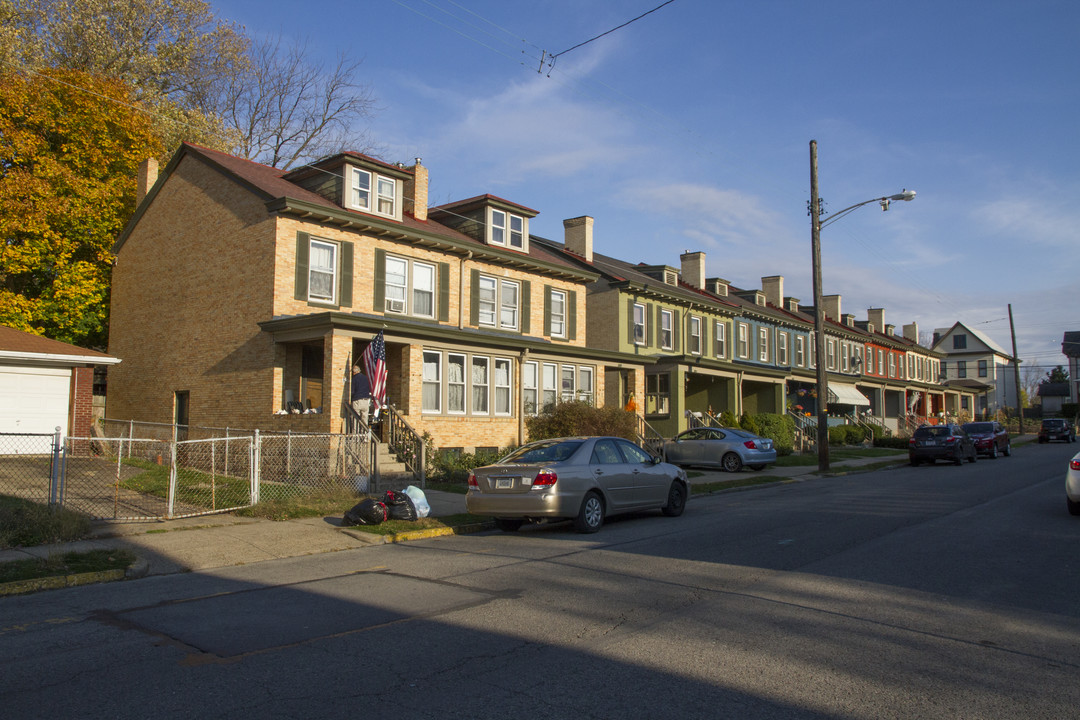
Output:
[0, 325, 114, 359]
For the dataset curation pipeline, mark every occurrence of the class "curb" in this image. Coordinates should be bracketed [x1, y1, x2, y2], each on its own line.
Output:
[0, 568, 127, 597]
[342, 520, 495, 544]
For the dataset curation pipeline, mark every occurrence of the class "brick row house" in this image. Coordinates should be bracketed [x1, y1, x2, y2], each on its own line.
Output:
[107, 144, 651, 453]
[107, 142, 976, 457]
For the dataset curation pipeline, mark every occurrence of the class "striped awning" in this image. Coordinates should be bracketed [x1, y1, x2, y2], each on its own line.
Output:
[828, 383, 871, 406]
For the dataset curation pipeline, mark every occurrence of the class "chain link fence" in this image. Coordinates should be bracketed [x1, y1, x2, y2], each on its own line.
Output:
[1, 428, 375, 521]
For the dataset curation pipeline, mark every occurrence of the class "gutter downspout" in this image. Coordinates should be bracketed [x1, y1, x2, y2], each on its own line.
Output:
[518, 348, 529, 445]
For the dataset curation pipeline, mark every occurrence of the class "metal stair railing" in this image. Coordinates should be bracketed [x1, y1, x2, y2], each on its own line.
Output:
[343, 403, 377, 492]
[787, 410, 815, 453]
[634, 413, 666, 459]
[383, 405, 426, 487]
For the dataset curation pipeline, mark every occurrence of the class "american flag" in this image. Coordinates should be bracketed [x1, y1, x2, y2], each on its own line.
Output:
[362, 331, 387, 411]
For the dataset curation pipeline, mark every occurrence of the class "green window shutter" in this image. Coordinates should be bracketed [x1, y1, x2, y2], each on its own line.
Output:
[470, 269, 480, 326]
[702, 318, 709, 353]
[339, 241, 353, 307]
[543, 285, 552, 336]
[673, 310, 680, 351]
[568, 290, 577, 340]
[295, 232, 309, 301]
[627, 300, 635, 345]
[373, 248, 386, 310]
[646, 303, 655, 347]
[521, 280, 531, 334]
[655, 305, 663, 346]
[438, 262, 450, 322]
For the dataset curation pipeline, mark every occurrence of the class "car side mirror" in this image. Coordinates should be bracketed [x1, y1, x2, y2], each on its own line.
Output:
[652, 455, 663, 465]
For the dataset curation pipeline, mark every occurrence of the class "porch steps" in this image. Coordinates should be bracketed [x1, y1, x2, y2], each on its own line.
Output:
[373, 442, 415, 490]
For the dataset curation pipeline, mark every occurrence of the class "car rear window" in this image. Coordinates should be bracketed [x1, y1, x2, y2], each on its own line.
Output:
[504, 440, 583, 464]
[1043, 420, 1066, 428]
[914, 427, 949, 438]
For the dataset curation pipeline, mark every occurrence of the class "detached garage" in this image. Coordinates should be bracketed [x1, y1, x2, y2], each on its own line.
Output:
[0, 326, 120, 450]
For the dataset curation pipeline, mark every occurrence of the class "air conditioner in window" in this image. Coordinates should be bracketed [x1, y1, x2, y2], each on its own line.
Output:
[385, 298, 405, 313]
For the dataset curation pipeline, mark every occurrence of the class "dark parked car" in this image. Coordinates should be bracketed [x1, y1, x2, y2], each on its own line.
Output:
[1039, 418, 1076, 444]
[909, 424, 977, 466]
[466, 437, 688, 533]
[663, 426, 778, 472]
[961, 421, 1011, 458]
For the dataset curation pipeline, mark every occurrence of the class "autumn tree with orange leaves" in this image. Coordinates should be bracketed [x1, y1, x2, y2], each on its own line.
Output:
[0, 69, 164, 347]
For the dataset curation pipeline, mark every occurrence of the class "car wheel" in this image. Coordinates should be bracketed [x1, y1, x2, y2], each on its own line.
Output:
[749, 464, 766, 471]
[1069, 497, 1080, 516]
[661, 482, 686, 517]
[910, 457, 920, 466]
[1003, 442, 1011, 457]
[495, 518, 524, 532]
[989, 443, 997, 459]
[968, 448, 977, 463]
[722, 452, 743, 473]
[573, 492, 604, 533]
[953, 449, 963, 466]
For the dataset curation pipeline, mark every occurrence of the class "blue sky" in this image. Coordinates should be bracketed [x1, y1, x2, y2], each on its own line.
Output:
[216, 0, 1078, 378]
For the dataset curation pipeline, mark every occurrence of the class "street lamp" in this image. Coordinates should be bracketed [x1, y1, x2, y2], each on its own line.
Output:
[809, 139, 916, 471]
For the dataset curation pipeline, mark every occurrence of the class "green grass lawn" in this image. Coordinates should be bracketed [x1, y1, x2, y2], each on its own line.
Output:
[0, 495, 92, 549]
[775, 446, 906, 467]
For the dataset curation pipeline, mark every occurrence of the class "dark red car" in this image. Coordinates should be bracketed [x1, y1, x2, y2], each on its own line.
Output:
[961, 421, 1011, 458]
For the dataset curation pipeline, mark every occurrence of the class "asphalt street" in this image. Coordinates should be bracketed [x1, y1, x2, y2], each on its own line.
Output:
[3, 440, 1078, 719]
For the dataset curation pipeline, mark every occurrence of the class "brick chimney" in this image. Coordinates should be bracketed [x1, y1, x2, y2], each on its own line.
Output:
[137, 157, 158, 204]
[903, 322, 919, 342]
[680, 251, 705, 289]
[822, 294, 841, 322]
[403, 158, 428, 221]
[563, 216, 594, 262]
[867, 308, 885, 334]
[761, 275, 783, 307]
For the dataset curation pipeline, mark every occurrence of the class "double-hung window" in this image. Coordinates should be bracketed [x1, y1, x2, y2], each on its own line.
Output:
[349, 167, 398, 219]
[448, 354, 466, 414]
[308, 239, 337, 303]
[523, 362, 538, 415]
[384, 256, 435, 317]
[494, 359, 512, 415]
[660, 310, 673, 350]
[958, 360, 967, 379]
[542, 363, 557, 410]
[888, 353, 896, 377]
[841, 342, 850, 372]
[633, 303, 646, 346]
[690, 316, 701, 355]
[491, 209, 525, 249]
[561, 365, 576, 402]
[795, 336, 805, 367]
[759, 327, 769, 362]
[422, 351, 441, 413]
[778, 333, 789, 366]
[549, 289, 566, 338]
[867, 347, 875, 374]
[472, 357, 490, 414]
[737, 323, 749, 358]
[827, 338, 837, 370]
[646, 373, 670, 415]
[478, 275, 520, 330]
[578, 367, 594, 403]
[978, 360, 988, 378]
[715, 321, 726, 358]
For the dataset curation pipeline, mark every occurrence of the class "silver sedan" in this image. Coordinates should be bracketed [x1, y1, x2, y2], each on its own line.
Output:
[664, 426, 778, 472]
[466, 436, 689, 533]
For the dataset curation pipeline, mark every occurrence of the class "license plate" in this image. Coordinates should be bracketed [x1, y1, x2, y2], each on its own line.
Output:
[495, 477, 515, 489]
[924, 440, 936, 446]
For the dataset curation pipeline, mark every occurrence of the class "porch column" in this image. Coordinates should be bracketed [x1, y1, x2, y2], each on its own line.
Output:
[325, 332, 352, 434]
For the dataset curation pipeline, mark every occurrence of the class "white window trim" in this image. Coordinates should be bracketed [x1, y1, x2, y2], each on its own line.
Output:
[307, 238, 337, 304]
[471, 356, 490, 415]
[346, 166, 401, 220]
[384, 254, 435, 318]
[738, 323, 749, 359]
[758, 327, 769, 362]
[633, 303, 647, 346]
[778, 332, 789, 366]
[715, 321, 726, 359]
[448, 353, 467, 415]
[550, 289, 567, 339]
[577, 366, 594, 404]
[690, 316, 702, 355]
[523, 361, 539, 416]
[422, 350, 441, 413]
[795, 335, 805, 367]
[494, 358, 512, 416]
[660, 309, 673, 350]
[488, 207, 527, 250]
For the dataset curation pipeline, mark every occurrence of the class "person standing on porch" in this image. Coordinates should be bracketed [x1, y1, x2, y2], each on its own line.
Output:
[351, 364, 371, 421]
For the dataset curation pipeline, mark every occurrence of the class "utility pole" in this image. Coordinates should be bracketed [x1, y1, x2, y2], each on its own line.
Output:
[810, 141, 829, 471]
[1009, 303, 1024, 435]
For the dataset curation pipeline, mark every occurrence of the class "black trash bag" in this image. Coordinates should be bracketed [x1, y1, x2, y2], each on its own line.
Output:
[344, 498, 387, 526]
[382, 490, 418, 522]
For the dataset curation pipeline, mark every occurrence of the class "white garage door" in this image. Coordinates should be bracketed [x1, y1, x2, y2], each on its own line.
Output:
[0, 366, 72, 441]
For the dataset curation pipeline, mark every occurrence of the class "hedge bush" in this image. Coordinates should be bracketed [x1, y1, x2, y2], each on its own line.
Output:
[873, 436, 910, 450]
[743, 413, 795, 454]
[524, 401, 638, 443]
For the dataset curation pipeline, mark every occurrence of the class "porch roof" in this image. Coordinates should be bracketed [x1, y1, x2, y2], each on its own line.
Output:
[828, 383, 871, 406]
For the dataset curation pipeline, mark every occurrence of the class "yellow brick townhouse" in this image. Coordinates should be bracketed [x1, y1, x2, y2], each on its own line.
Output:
[107, 143, 652, 454]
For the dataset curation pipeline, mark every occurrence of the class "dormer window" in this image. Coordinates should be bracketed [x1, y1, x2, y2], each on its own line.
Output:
[347, 166, 400, 220]
[490, 208, 525, 249]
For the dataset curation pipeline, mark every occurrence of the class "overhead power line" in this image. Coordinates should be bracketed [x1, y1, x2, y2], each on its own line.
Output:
[539, 0, 677, 74]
